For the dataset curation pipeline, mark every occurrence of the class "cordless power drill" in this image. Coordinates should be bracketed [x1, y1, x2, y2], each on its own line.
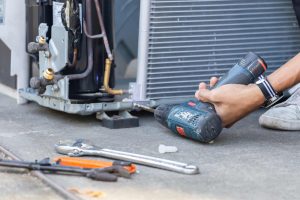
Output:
[154, 52, 267, 143]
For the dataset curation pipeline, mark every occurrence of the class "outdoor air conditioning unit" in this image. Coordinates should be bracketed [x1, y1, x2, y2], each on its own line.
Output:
[132, 0, 300, 105]
[16, 0, 300, 128]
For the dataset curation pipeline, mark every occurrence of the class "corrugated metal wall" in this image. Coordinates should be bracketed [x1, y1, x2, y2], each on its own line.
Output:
[146, 0, 300, 100]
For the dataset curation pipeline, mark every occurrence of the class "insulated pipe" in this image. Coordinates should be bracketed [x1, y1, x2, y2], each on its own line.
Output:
[65, 0, 93, 80]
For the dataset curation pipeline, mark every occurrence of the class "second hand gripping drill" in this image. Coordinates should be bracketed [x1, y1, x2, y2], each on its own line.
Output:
[154, 52, 267, 143]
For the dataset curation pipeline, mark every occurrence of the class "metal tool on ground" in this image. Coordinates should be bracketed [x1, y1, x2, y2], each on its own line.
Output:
[158, 144, 178, 154]
[0, 158, 131, 182]
[54, 156, 137, 174]
[154, 52, 268, 143]
[55, 139, 199, 175]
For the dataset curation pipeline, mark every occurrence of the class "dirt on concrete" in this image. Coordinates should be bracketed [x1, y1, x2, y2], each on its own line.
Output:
[0, 93, 299, 200]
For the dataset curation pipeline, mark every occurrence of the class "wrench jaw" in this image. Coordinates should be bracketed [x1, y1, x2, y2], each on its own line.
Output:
[72, 139, 99, 150]
[55, 140, 87, 157]
[55, 140, 98, 153]
[67, 149, 85, 157]
[55, 140, 104, 157]
[55, 145, 78, 156]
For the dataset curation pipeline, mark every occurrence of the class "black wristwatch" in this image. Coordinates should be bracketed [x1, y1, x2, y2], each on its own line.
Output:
[255, 76, 283, 108]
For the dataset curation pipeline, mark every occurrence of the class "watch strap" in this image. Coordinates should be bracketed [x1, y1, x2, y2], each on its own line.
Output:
[256, 76, 283, 108]
[256, 76, 277, 100]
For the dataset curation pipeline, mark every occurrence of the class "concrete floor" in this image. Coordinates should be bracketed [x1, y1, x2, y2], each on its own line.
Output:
[0, 147, 63, 200]
[0, 169, 64, 200]
[0, 93, 299, 200]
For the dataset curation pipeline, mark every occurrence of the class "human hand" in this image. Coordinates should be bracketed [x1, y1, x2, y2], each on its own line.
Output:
[195, 77, 265, 127]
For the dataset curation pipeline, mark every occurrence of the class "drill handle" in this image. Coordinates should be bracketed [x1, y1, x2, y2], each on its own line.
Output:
[213, 64, 256, 88]
[213, 52, 267, 88]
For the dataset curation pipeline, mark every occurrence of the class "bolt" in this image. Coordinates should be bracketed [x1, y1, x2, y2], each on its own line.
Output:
[44, 51, 51, 58]
[43, 68, 54, 81]
[52, 84, 59, 92]
[38, 36, 46, 45]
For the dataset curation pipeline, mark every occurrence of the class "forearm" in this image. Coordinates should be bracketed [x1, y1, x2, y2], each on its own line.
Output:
[267, 53, 300, 93]
[196, 53, 300, 127]
[227, 53, 300, 116]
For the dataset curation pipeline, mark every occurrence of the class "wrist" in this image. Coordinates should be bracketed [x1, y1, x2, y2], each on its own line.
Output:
[255, 76, 283, 108]
[266, 75, 281, 93]
[248, 84, 266, 107]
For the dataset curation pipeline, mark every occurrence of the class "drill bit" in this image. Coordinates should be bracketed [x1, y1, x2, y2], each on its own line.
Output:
[133, 103, 155, 113]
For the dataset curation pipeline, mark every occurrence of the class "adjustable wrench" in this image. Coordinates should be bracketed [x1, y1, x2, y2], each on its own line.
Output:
[55, 139, 199, 175]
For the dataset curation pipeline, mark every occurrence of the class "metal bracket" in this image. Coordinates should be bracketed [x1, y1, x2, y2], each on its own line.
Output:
[19, 88, 142, 115]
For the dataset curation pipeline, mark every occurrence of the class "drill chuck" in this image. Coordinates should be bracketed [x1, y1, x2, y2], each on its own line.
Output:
[154, 52, 267, 143]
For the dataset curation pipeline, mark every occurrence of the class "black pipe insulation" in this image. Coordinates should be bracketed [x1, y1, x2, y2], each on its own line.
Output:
[65, 0, 94, 81]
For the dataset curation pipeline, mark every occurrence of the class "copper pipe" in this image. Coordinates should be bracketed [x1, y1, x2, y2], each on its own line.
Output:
[93, 0, 113, 61]
[93, 1, 125, 95]
[66, 0, 93, 80]
[67, 48, 78, 67]
[103, 59, 125, 95]
[83, 20, 104, 39]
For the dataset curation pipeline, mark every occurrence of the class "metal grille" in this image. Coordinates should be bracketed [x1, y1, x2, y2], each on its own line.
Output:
[146, 0, 300, 100]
